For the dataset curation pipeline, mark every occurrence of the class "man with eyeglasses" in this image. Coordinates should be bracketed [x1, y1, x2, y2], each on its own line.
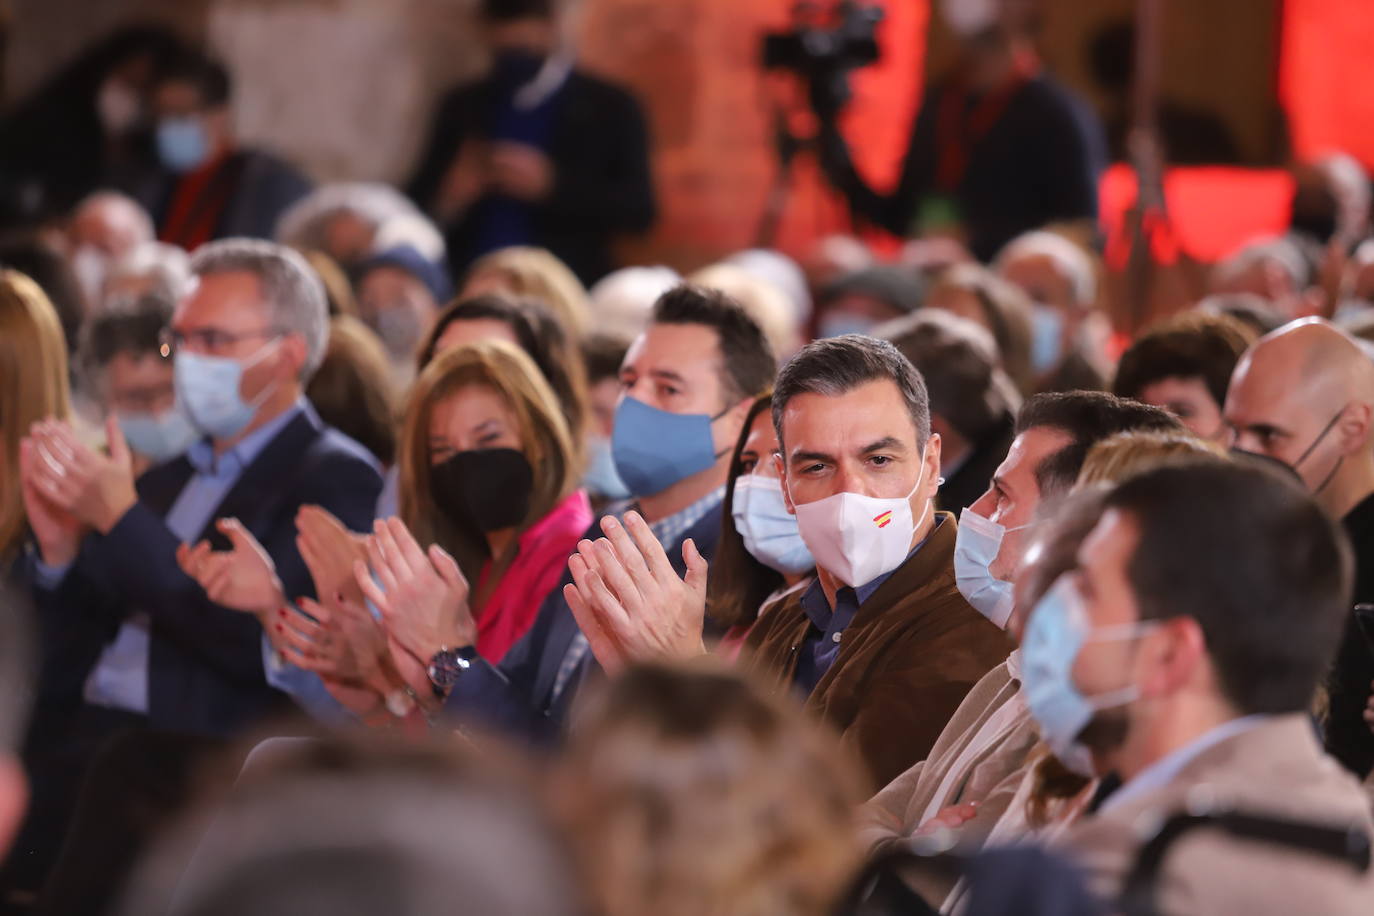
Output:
[12, 239, 381, 896]
[1224, 317, 1374, 780]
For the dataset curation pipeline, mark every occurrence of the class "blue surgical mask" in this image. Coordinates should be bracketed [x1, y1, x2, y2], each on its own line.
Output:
[157, 116, 210, 173]
[954, 507, 1034, 629]
[174, 341, 280, 441]
[117, 403, 201, 464]
[584, 434, 631, 501]
[732, 474, 813, 575]
[817, 312, 878, 339]
[1029, 304, 1064, 374]
[611, 397, 724, 497]
[1021, 574, 1156, 777]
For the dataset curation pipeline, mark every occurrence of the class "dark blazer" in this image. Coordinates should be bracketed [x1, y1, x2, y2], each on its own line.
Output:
[406, 70, 656, 286]
[1325, 491, 1374, 778]
[128, 147, 313, 242]
[443, 503, 722, 744]
[743, 513, 1011, 790]
[30, 406, 381, 739]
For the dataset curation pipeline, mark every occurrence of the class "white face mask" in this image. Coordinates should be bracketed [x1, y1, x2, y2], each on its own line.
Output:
[790, 451, 931, 588]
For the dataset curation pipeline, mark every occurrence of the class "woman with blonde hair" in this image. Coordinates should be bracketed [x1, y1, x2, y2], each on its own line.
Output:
[461, 246, 589, 338]
[1074, 429, 1225, 490]
[1, 270, 71, 565]
[391, 338, 591, 662]
[552, 661, 866, 916]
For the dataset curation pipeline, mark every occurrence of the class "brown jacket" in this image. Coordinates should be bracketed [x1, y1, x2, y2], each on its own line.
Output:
[1057, 714, 1374, 915]
[743, 513, 1011, 789]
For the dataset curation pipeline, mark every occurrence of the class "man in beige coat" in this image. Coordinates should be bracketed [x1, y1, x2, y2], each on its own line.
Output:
[860, 393, 1179, 860]
[1040, 462, 1374, 912]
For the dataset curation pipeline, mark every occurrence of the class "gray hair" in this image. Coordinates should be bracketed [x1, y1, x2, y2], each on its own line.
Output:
[772, 334, 931, 451]
[1214, 236, 1312, 291]
[105, 241, 193, 309]
[190, 239, 329, 378]
[995, 230, 1097, 307]
[275, 182, 442, 259]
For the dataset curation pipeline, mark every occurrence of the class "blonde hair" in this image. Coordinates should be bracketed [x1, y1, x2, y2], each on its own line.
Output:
[465, 247, 589, 338]
[397, 339, 578, 580]
[0, 271, 71, 560]
[1075, 430, 1226, 490]
[554, 661, 865, 916]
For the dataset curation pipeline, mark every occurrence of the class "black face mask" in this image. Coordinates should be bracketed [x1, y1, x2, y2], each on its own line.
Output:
[430, 448, 534, 533]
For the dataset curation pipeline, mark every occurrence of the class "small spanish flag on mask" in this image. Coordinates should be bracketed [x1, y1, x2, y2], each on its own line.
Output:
[873, 510, 893, 529]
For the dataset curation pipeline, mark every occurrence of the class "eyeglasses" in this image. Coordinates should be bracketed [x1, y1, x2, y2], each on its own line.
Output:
[158, 326, 283, 358]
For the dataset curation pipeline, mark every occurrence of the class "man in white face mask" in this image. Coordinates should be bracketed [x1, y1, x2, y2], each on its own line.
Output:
[738, 335, 1012, 786]
[565, 334, 1009, 786]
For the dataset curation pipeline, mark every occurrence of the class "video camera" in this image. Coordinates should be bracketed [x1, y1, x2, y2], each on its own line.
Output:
[762, 1, 885, 119]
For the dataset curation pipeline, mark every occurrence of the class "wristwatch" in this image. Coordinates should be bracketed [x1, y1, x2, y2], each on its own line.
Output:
[427, 645, 478, 698]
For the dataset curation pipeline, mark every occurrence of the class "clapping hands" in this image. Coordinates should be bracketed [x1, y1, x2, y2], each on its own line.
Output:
[563, 511, 708, 675]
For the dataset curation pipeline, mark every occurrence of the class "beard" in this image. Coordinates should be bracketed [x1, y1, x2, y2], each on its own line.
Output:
[1076, 707, 1131, 757]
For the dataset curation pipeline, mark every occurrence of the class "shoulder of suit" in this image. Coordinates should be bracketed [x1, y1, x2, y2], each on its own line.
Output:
[302, 425, 385, 480]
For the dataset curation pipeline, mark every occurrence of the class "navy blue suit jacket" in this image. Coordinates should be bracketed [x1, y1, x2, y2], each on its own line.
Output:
[442, 503, 723, 744]
[31, 407, 381, 739]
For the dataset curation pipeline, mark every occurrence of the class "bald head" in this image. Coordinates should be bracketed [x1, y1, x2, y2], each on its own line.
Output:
[1225, 318, 1374, 501]
[69, 192, 154, 260]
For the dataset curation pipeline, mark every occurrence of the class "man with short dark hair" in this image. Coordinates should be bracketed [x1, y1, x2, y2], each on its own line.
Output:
[77, 296, 198, 475]
[438, 285, 773, 741]
[126, 49, 311, 248]
[747, 335, 1009, 786]
[567, 333, 1009, 786]
[407, 0, 655, 285]
[1045, 462, 1374, 911]
[1113, 311, 1255, 442]
[879, 308, 1020, 512]
[857, 392, 1179, 882]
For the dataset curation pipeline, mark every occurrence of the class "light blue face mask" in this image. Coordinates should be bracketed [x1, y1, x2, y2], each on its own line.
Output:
[174, 341, 280, 441]
[731, 474, 814, 576]
[817, 311, 878, 339]
[611, 396, 723, 498]
[954, 507, 1034, 629]
[584, 434, 631, 501]
[1021, 574, 1157, 777]
[117, 403, 200, 464]
[1029, 303, 1064, 374]
[156, 116, 210, 173]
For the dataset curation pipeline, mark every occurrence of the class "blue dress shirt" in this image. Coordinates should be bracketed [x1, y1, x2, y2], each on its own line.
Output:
[793, 516, 945, 696]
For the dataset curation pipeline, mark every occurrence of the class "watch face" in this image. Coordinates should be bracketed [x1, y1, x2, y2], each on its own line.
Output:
[428, 648, 472, 690]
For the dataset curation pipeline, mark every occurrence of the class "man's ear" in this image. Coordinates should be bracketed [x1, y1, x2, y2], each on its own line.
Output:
[0, 755, 28, 859]
[281, 334, 310, 381]
[1139, 617, 1207, 700]
[922, 433, 943, 502]
[1337, 402, 1373, 456]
